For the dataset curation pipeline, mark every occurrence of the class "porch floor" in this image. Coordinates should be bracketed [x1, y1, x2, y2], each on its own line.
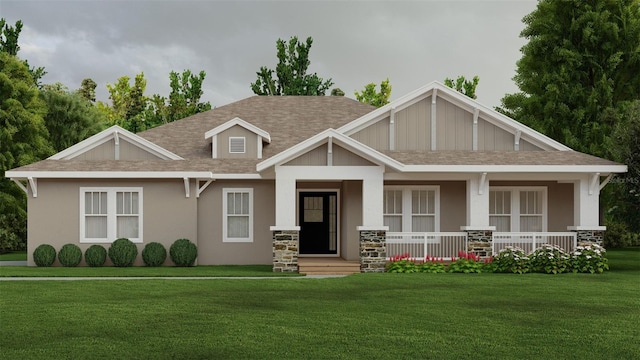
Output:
[298, 258, 361, 275]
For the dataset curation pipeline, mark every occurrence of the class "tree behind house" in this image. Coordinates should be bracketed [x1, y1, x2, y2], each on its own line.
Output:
[355, 78, 392, 107]
[251, 36, 334, 96]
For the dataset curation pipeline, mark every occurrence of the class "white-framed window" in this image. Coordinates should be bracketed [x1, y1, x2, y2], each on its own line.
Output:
[223, 188, 253, 242]
[229, 137, 246, 154]
[80, 187, 143, 243]
[383, 186, 439, 232]
[489, 187, 547, 232]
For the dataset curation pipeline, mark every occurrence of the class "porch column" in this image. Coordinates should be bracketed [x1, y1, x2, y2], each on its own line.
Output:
[568, 174, 605, 245]
[461, 175, 495, 258]
[270, 167, 299, 272]
[358, 168, 387, 272]
[361, 168, 385, 228]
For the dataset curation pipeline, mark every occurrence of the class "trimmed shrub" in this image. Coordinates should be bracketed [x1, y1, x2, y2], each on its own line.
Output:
[170, 238, 197, 267]
[493, 247, 530, 274]
[570, 243, 609, 274]
[108, 238, 138, 267]
[530, 244, 570, 274]
[33, 244, 57, 267]
[58, 243, 82, 267]
[85, 245, 107, 267]
[142, 242, 167, 267]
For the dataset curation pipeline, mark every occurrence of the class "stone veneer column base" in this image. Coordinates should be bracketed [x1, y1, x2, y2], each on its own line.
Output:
[571, 230, 605, 247]
[272, 230, 299, 272]
[359, 230, 387, 273]
[463, 229, 494, 259]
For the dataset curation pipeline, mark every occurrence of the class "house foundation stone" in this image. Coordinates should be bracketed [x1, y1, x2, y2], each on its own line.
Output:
[572, 229, 605, 247]
[359, 230, 387, 273]
[272, 230, 299, 272]
[464, 230, 493, 259]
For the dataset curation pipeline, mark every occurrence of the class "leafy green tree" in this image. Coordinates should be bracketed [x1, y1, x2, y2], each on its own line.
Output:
[355, 78, 392, 107]
[99, 72, 148, 132]
[330, 88, 345, 96]
[40, 84, 105, 152]
[0, 18, 21, 55]
[498, 0, 640, 158]
[444, 75, 480, 99]
[0, 52, 52, 252]
[77, 78, 97, 103]
[0, 18, 47, 88]
[251, 36, 334, 96]
[609, 101, 640, 232]
[167, 69, 212, 121]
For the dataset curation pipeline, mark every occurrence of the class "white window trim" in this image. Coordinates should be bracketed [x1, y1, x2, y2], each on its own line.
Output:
[222, 188, 253, 242]
[229, 137, 246, 154]
[383, 186, 440, 232]
[79, 187, 143, 243]
[489, 186, 547, 232]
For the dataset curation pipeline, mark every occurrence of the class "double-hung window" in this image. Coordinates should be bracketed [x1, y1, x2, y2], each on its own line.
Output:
[383, 186, 439, 232]
[223, 188, 253, 242]
[489, 187, 546, 232]
[80, 187, 143, 243]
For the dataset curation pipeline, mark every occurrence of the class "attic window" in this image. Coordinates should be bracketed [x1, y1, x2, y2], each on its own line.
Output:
[229, 137, 246, 154]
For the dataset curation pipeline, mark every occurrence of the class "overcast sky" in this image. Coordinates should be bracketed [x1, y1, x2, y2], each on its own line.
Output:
[2, 0, 537, 108]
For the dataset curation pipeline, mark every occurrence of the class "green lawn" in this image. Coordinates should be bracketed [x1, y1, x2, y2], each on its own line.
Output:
[0, 250, 26, 261]
[0, 264, 300, 277]
[0, 248, 638, 360]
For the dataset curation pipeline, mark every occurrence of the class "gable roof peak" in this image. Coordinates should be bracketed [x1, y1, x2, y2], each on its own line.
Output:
[49, 125, 183, 160]
[204, 116, 271, 143]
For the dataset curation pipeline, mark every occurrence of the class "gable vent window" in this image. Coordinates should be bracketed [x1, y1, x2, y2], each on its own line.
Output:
[229, 137, 246, 154]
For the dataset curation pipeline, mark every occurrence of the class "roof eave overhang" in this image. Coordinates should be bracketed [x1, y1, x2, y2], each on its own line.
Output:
[5, 171, 215, 180]
[401, 164, 628, 173]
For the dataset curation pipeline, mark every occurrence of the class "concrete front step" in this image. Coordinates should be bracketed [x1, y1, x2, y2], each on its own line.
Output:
[298, 259, 361, 275]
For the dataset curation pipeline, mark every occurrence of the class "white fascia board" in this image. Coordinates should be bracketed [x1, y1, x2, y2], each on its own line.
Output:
[401, 164, 628, 173]
[49, 125, 184, 160]
[5, 171, 214, 179]
[204, 117, 271, 143]
[256, 129, 404, 172]
[210, 173, 262, 179]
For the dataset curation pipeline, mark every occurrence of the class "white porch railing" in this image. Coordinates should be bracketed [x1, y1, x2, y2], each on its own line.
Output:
[386, 232, 468, 261]
[492, 232, 577, 254]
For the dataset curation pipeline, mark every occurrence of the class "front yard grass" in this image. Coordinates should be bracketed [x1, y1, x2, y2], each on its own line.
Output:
[0, 264, 301, 277]
[0, 248, 638, 359]
[0, 250, 27, 261]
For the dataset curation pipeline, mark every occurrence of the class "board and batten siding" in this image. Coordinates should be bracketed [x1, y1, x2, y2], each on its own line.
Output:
[348, 94, 544, 152]
[395, 98, 432, 151]
[436, 97, 472, 150]
[284, 144, 375, 166]
[215, 125, 259, 159]
[72, 139, 165, 160]
[351, 116, 390, 150]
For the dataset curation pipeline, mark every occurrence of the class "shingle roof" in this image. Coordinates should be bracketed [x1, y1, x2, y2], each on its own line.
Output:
[382, 151, 621, 166]
[138, 96, 376, 159]
[6, 96, 625, 175]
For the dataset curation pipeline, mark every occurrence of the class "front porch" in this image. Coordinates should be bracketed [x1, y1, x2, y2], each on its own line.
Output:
[386, 231, 580, 261]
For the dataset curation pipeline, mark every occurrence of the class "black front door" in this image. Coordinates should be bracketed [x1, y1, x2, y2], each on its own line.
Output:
[299, 192, 338, 255]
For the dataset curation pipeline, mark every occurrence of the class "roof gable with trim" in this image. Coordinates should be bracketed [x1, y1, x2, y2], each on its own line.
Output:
[338, 81, 572, 152]
[50, 125, 183, 161]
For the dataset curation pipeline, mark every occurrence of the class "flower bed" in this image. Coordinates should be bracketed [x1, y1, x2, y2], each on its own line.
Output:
[387, 244, 609, 274]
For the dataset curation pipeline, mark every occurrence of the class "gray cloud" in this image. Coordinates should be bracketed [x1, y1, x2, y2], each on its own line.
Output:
[2, 0, 536, 108]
